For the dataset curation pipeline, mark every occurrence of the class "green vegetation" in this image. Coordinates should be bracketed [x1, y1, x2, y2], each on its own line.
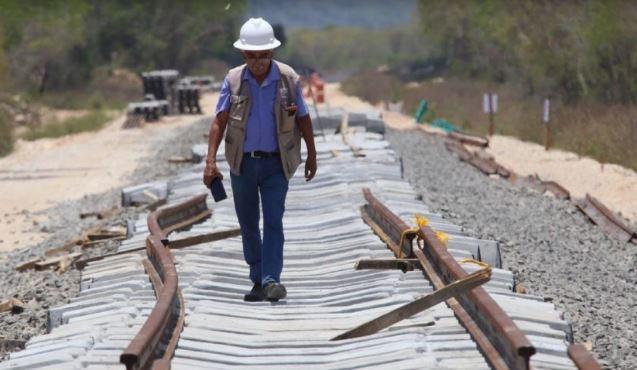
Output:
[21, 110, 111, 141]
[418, 1, 637, 104]
[340, 1, 637, 171]
[0, 112, 13, 156]
[0, 1, 246, 156]
[0, 1, 246, 97]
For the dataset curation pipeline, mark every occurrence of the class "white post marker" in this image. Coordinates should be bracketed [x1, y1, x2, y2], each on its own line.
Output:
[483, 93, 490, 113]
[543, 96, 551, 150]
[485, 92, 497, 136]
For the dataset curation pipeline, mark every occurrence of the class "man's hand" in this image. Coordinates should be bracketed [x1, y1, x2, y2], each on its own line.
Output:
[203, 162, 223, 187]
[297, 114, 317, 182]
[204, 112, 229, 187]
[305, 153, 317, 181]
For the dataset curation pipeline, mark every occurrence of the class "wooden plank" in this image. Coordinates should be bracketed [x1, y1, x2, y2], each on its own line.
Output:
[79, 207, 119, 220]
[331, 267, 491, 340]
[168, 228, 241, 249]
[87, 232, 126, 241]
[76, 228, 241, 270]
[81, 237, 127, 249]
[143, 198, 167, 212]
[86, 227, 127, 241]
[168, 156, 192, 164]
[15, 258, 41, 272]
[34, 252, 83, 271]
[142, 190, 160, 202]
[43, 238, 84, 257]
[0, 298, 25, 314]
[354, 258, 421, 272]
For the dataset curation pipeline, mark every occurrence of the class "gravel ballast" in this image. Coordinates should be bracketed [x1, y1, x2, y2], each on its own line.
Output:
[2, 117, 633, 368]
[0, 116, 211, 360]
[386, 128, 636, 369]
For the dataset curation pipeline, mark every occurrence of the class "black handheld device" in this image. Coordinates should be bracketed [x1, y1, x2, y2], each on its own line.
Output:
[210, 177, 227, 202]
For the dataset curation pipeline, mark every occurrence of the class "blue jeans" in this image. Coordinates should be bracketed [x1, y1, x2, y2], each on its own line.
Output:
[231, 155, 289, 286]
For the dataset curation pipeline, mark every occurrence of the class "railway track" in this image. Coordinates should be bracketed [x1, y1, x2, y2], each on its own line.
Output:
[0, 125, 600, 369]
[444, 134, 635, 245]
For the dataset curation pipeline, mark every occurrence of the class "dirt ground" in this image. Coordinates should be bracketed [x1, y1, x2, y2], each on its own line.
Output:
[324, 82, 637, 224]
[0, 93, 217, 252]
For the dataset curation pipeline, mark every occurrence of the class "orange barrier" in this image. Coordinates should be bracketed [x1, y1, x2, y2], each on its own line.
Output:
[300, 73, 325, 104]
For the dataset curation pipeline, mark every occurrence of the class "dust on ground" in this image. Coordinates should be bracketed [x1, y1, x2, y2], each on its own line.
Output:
[325, 82, 637, 224]
[0, 93, 217, 252]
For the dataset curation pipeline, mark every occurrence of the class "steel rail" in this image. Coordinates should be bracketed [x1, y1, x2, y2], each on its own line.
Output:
[568, 343, 602, 370]
[576, 193, 636, 243]
[444, 139, 473, 161]
[448, 131, 490, 148]
[148, 193, 211, 238]
[362, 188, 534, 370]
[543, 180, 570, 200]
[120, 194, 211, 370]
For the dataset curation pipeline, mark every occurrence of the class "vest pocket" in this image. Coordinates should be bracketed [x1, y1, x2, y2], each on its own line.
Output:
[230, 95, 248, 123]
[281, 132, 302, 177]
[279, 110, 296, 133]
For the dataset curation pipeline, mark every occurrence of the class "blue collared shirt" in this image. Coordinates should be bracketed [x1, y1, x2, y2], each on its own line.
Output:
[216, 63, 309, 152]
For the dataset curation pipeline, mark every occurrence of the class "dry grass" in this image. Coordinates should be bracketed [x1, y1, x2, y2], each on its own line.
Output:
[20, 110, 111, 141]
[342, 71, 637, 171]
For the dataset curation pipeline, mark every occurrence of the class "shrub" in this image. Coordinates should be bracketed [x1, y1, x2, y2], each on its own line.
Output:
[0, 112, 13, 156]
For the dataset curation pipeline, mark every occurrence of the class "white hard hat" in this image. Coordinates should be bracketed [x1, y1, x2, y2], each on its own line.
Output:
[233, 17, 281, 51]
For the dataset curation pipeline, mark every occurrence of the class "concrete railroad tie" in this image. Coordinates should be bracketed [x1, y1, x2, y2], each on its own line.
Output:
[1, 129, 578, 370]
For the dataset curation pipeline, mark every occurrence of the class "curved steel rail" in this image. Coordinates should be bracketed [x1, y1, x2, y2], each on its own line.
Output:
[362, 187, 601, 369]
[362, 188, 534, 369]
[120, 193, 210, 370]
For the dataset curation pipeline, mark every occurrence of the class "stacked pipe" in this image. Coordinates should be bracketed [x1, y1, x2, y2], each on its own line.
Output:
[141, 70, 180, 114]
[177, 85, 202, 114]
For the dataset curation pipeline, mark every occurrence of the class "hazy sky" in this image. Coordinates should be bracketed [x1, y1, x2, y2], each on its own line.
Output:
[246, 0, 417, 30]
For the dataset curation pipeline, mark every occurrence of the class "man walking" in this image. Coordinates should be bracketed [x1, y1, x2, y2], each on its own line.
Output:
[203, 18, 317, 302]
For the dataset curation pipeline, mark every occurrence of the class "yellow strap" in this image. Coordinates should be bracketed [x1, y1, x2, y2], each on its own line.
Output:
[435, 231, 449, 248]
[415, 213, 428, 227]
[458, 258, 490, 269]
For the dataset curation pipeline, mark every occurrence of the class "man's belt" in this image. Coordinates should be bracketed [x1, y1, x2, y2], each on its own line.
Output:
[246, 151, 280, 158]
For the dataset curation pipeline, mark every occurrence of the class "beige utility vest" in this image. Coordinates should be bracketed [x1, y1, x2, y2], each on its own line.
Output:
[224, 60, 302, 180]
